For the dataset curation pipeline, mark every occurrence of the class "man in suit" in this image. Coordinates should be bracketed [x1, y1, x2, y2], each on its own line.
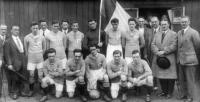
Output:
[151, 19, 177, 98]
[0, 24, 7, 97]
[4, 25, 31, 99]
[39, 19, 50, 37]
[61, 19, 70, 35]
[177, 16, 200, 102]
[143, 16, 160, 90]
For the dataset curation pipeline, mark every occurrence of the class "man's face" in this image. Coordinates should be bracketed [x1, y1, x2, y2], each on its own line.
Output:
[128, 21, 136, 30]
[31, 25, 39, 34]
[138, 18, 145, 27]
[40, 22, 48, 30]
[71, 23, 79, 32]
[62, 22, 69, 30]
[0, 26, 7, 36]
[11, 26, 20, 36]
[74, 52, 82, 62]
[90, 47, 97, 56]
[48, 52, 56, 62]
[132, 53, 141, 63]
[113, 53, 121, 63]
[161, 21, 169, 31]
[52, 23, 60, 33]
[111, 23, 118, 30]
[151, 17, 159, 29]
[180, 17, 190, 29]
[89, 21, 97, 30]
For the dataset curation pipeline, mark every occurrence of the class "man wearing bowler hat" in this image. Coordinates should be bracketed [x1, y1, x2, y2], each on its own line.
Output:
[151, 19, 177, 98]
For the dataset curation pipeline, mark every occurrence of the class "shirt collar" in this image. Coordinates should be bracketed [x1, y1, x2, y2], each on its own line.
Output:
[183, 26, 189, 33]
[154, 27, 160, 32]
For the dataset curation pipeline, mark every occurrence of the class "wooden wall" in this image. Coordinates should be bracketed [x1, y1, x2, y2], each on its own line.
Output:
[1, 0, 100, 36]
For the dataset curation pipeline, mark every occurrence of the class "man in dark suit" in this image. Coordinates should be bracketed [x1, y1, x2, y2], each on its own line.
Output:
[143, 16, 161, 91]
[4, 25, 31, 100]
[177, 16, 200, 102]
[0, 24, 7, 97]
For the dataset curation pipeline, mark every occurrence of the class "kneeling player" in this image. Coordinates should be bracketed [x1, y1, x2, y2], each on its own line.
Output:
[85, 44, 111, 102]
[107, 50, 128, 102]
[65, 49, 87, 102]
[127, 50, 153, 102]
[40, 48, 65, 102]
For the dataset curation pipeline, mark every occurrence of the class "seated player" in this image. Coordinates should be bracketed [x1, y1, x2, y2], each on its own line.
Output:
[107, 50, 128, 102]
[65, 49, 87, 102]
[127, 50, 153, 102]
[39, 48, 65, 102]
[85, 44, 111, 102]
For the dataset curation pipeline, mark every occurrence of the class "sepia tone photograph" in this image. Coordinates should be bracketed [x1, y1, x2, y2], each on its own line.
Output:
[0, 0, 200, 102]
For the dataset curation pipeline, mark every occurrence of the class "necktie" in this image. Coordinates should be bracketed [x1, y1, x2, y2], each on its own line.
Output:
[64, 30, 67, 35]
[161, 32, 166, 43]
[16, 37, 23, 53]
[43, 30, 45, 36]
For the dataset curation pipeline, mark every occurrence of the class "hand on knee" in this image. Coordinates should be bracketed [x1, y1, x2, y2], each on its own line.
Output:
[103, 74, 109, 82]
[68, 92, 75, 98]
[89, 90, 100, 99]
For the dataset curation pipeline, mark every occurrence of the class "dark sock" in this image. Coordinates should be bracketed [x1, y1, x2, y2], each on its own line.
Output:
[77, 83, 87, 96]
[42, 87, 49, 95]
[30, 83, 34, 91]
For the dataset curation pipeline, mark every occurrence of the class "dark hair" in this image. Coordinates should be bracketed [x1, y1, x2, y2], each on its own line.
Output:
[61, 19, 70, 24]
[30, 21, 38, 27]
[89, 44, 98, 49]
[46, 48, 56, 55]
[113, 50, 122, 56]
[73, 49, 82, 55]
[39, 19, 47, 23]
[52, 20, 60, 25]
[111, 18, 119, 24]
[132, 50, 140, 55]
[128, 17, 137, 23]
[88, 19, 97, 23]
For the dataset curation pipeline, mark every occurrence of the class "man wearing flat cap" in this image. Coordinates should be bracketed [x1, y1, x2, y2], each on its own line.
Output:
[151, 19, 177, 98]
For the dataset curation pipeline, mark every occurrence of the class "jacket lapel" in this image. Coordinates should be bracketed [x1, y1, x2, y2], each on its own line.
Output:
[10, 37, 20, 52]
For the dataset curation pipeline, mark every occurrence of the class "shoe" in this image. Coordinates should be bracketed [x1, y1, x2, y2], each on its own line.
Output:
[166, 94, 172, 99]
[179, 95, 187, 100]
[80, 95, 87, 102]
[103, 94, 111, 102]
[184, 98, 193, 102]
[39, 95, 48, 102]
[145, 95, 151, 102]
[122, 93, 127, 102]
[157, 92, 166, 97]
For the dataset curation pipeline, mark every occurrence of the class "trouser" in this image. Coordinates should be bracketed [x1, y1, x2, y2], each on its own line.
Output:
[6, 68, 29, 94]
[97, 80, 110, 97]
[110, 82, 128, 99]
[159, 79, 175, 95]
[0, 60, 3, 96]
[178, 64, 200, 100]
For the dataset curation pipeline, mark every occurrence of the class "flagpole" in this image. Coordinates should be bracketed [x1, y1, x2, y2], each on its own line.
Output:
[98, 0, 103, 44]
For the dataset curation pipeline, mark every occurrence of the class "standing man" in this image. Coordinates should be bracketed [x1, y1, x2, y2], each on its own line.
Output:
[177, 16, 200, 102]
[65, 49, 87, 102]
[61, 19, 70, 35]
[127, 50, 153, 102]
[39, 48, 65, 102]
[144, 16, 160, 90]
[66, 21, 84, 59]
[151, 19, 177, 98]
[83, 19, 106, 57]
[0, 24, 7, 97]
[85, 44, 111, 102]
[123, 18, 145, 64]
[4, 25, 31, 99]
[107, 50, 128, 102]
[144, 16, 160, 66]
[39, 19, 50, 37]
[45, 20, 67, 68]
[106, 18, 124, 63]
[24, 22, 46, 95]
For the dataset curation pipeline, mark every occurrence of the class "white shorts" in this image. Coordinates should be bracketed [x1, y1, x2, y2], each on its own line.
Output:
[111, 82, 121, 98]
[106, 44, 123, 63]
[66, 80, 76, 93]
[125, 57, 132, 65]
[86, 68, 108, 91]
[27, 62, 43, 71]
[41, 76, 63, 92]
[127, 75, 153, 88]
[60, 58, 67, 69]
